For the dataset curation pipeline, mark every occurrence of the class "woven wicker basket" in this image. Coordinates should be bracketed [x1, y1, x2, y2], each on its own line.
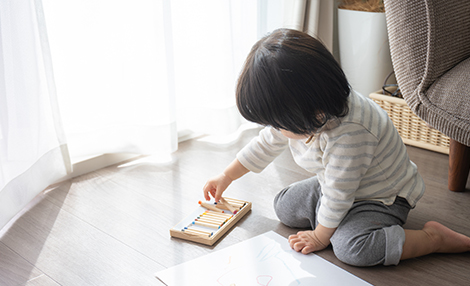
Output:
[369, 91, 450, 154]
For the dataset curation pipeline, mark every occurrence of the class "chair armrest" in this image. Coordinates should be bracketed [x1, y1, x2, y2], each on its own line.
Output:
[384, 0, 470, 111]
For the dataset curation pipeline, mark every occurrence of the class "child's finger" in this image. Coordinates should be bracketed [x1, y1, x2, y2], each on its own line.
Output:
[203, 183, 215, 201]
[292, 241, 306, 252]
[210, 189, 216, 198]
[288, 235, 301, 249]
[214, 189, 222, 202]
[288, 234, 300, 244]
[301, 245, 315, 254]
[203, 191, 211, 201]
[202, 184, 210, 200]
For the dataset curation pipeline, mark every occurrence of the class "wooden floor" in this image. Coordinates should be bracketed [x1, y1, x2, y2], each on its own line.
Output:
[1, 127, 470, 286]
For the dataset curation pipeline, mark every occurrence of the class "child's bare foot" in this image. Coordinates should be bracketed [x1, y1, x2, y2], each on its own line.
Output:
[288, 230, 327, 254]
[423, 221, 470, 253]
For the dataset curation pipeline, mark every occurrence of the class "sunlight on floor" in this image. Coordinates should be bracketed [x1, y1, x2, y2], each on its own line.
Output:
[118, 153, 175, 168]
[197, 122, 260, 146]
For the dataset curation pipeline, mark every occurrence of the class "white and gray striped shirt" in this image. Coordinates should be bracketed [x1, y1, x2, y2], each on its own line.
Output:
[237, 91, 425, 228]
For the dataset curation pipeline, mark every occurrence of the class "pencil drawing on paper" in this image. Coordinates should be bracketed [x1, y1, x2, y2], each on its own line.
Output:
[215, 240, 304, 286]
[155, 231, 372, 286]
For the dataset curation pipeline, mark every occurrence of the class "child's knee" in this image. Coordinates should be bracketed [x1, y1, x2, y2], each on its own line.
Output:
[274, 187, 299, 227]
[331, 230, 387, 267]
[273, 187, 313, 229]
[333, 244, 381, 267]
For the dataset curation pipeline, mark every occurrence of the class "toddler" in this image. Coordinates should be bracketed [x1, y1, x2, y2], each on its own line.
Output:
[203, 28, 470, 266]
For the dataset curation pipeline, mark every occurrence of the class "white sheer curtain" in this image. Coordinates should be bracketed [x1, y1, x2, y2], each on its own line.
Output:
[0, 0, 284, 231]
[42, 0, 263, 159]
[42, 0, 180, 158]
[0, 0, 71, 230]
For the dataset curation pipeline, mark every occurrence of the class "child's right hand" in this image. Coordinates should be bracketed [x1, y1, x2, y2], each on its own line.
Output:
[203, 173, 233, 202]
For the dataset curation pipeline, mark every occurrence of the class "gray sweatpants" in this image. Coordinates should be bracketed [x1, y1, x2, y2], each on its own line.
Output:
[273, 176, 411, 266]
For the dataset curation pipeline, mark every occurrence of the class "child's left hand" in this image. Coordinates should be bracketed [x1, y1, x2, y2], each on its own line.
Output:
[288, 224, 336, 254]
[288, 230, 329, 254]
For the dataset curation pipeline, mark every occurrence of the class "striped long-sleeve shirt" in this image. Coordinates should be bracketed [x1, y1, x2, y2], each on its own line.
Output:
[237, 91, 425, 228]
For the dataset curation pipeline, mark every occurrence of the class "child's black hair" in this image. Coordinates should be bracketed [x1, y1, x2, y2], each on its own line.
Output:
[236, 28, 350, 135]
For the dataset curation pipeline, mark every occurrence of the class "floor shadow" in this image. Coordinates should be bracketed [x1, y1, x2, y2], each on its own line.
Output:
[0, 180, 72, 285]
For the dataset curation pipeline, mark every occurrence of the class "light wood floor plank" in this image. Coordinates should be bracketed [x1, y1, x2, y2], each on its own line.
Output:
[21, 274, 61, 286]
[1, 196, 163, 286]
[0, 242, 50, 286]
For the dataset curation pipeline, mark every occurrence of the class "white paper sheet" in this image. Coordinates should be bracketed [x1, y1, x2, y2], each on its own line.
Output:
[156, 231, 372, 286]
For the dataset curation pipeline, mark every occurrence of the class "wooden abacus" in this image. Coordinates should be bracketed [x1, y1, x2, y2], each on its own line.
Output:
[170, 197, 252, 245]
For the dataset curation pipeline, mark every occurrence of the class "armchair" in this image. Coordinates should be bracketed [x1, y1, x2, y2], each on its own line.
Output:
[384, 0, 470, 191]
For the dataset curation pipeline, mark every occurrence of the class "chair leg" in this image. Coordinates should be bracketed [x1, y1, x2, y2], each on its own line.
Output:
[448, 139, 470, 192]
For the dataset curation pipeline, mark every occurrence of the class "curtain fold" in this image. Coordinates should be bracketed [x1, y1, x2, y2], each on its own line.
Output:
[283, 0, 334, 52]
[0, 0, 71, 230]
